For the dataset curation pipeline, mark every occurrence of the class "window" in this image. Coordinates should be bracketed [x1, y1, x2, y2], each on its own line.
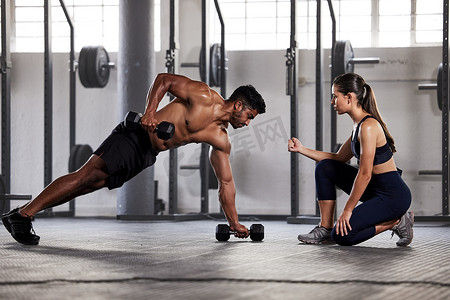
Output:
[379, 0, 411, 47]
[11, 0, 445, 52]
[335, 0, 372, 48]
[13, 0, 160, 53]
[211, 0, 443, 50]
[211, 0, 292, 50]
[415, 0, 442, 44]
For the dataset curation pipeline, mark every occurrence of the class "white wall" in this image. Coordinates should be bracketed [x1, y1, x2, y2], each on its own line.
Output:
[7, 1, 443, 217]
[10, 52, 119, 216]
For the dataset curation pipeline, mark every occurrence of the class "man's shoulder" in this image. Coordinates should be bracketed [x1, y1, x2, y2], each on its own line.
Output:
[208, 125, 231, 153]
[189, 83, 223, 106]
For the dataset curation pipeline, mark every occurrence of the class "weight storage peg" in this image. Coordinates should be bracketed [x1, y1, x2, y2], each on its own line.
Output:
[124, 111, 175, 141]
[215, 224, 264, 242]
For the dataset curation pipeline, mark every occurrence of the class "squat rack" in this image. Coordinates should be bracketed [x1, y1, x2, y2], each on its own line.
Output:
[442, 0, 450, 218]
[0, 0, 32, 215]
[288, 0, 450, 223]
[39, 0, 77, 217]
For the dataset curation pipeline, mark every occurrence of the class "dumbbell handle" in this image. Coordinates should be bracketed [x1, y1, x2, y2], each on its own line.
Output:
[124, 111, 175, 140]
[126, 112, 166, 131]
[228, 229, 252, 234]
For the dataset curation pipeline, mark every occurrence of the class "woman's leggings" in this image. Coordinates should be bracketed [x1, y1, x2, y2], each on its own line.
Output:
[315, 159, 412, 246]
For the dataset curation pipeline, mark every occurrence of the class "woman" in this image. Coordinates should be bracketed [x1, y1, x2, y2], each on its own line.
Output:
[288, 73, 413, 246]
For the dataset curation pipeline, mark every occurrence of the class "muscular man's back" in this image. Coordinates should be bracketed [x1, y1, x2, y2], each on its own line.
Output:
[151, 88, 229, 153]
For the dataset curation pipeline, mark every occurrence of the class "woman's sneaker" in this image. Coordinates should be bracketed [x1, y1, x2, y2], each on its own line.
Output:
[298, 225, 334, 244]
[2, 208, 40, 245]
[391, 212, 414, 247]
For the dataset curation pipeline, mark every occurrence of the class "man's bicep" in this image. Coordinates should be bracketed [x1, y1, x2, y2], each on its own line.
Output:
[209, 148, 233, 184]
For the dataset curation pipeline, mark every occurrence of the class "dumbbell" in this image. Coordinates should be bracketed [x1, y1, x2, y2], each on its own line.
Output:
[124, 111, 175, 141]
[215, 224, 264, 242]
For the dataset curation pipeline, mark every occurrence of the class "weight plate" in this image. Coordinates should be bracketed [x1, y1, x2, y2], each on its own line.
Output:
[78, 46, 110, 88]
[332, 40, 354, 79]
[95, 46, 110, 87]
[210, 43, 222, 87]
[199, 46, 206, 83]
[86, 47, 99, 87]
[69, 144, 93, 172]
[437, 63, 443, 111]
[78, 47, 92, 87]
[199, 43, 226, 87]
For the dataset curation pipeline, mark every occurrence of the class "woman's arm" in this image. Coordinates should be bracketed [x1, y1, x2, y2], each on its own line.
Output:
[336, 122, 377, 235]
[288, 136, 353, 163]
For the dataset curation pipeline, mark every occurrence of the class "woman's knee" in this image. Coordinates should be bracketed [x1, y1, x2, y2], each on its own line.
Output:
[331, 230, 356, 246]
[315, 159, 335, 174]
[315, 159, 340, 200]
[315, 159, 343, 181]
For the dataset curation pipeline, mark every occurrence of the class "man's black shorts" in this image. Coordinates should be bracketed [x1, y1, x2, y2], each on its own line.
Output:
[93, 122, 157, 189]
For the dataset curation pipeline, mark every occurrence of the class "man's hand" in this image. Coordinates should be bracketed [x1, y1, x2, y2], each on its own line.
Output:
[230, 223, 249, 239]
[140, 112, 158, 135]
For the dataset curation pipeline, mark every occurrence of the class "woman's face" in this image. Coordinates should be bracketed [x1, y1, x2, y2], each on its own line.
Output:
[331, 85, 349, 115]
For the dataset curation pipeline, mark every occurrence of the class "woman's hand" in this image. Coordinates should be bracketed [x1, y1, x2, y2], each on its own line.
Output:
[288, 137, 303, 153]
[336, 209, 353, 236]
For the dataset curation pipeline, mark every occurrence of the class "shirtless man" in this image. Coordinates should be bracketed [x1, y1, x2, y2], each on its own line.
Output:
[2, 73, 266, 245]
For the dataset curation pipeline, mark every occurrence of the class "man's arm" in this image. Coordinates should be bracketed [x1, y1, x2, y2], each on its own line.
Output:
[209, 147, 249, 238]
[140, 73, 210, 131]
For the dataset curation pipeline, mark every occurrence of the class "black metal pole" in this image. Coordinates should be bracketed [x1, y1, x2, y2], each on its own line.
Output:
[44, 0, 53, 192]
[1, 0, 12, 213]
[167, 0, 179, 214]
[327, 0, 337, 152]
[288, 0, 299, 217]
[59, 0, 76, 216]
[315, 0, 323, 216]
[59, 0, 75, 151]
[442, 0, 449, 215]
[213, 0, 226, 98]
[200, 0, 210, 214]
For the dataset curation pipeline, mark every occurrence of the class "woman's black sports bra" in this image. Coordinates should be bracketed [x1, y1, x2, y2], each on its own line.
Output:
[351, 115, 393, 165]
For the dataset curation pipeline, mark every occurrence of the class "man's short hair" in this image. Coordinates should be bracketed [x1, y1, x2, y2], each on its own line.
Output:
[229, 85, 266, 114]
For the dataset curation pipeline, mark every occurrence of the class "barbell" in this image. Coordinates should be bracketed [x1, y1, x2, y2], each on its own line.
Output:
[332, 40, 380, 79]
[418, 63, 445, 111]
[67, 46, 113, 173]
[78, 45, 115, 88]
[181, 43, 227, 87]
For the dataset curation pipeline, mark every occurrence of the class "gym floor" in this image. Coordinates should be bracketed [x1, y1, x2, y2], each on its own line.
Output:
[1, 218, 449, 300]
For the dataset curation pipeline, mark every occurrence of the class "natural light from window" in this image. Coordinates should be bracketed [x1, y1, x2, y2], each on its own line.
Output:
[11, 0, 444, 53]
